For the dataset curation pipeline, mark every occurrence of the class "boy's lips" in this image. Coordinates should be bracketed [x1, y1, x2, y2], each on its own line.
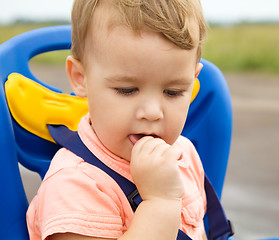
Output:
[129, 134, 160, 144]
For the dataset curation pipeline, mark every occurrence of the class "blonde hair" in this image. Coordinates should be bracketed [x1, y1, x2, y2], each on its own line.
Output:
[71, 0, 207, 63]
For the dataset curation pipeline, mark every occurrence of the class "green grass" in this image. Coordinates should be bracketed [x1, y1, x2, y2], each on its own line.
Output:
[202, 24, 279, 74]
[1, 23, 279, 73]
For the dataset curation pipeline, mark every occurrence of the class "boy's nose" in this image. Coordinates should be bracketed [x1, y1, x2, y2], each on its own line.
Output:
[136, 97, 163, 121]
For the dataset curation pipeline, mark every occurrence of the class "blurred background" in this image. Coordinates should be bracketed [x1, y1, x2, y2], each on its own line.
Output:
[0, 0, 278, 239]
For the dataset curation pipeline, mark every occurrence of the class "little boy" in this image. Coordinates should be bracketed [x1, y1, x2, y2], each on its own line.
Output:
[27, 0, 207, 239]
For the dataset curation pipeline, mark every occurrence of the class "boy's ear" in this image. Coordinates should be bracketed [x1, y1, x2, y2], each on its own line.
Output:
[66, 55, 87, 97]
[195, 62, 203, 78]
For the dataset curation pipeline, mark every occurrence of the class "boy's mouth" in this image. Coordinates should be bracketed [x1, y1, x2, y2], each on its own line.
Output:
[129, 134, 159, 145]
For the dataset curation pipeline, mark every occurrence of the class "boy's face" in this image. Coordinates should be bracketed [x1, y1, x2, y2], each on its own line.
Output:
[69, 25, 202, 161]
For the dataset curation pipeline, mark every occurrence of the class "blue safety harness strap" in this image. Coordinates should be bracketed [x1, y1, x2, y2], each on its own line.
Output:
[48, 125, 233, 240]
[48, 124, 138, 200]
[205, 177, 233, 240]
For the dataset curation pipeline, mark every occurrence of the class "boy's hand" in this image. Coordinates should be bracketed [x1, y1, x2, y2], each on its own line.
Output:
[130, 136, 184, 201]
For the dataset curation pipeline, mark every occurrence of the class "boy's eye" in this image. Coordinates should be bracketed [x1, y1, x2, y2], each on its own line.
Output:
[163, 89, 184, 97]
[114, 88, 138, 96]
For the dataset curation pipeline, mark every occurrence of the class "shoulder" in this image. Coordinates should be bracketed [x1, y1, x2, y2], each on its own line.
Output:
[28, 148, 129, 239]
[41, 148, 126, 209]
[175, 136, 207, 238]
[175, 135, 205, 194]
[42, 147, 82, 180]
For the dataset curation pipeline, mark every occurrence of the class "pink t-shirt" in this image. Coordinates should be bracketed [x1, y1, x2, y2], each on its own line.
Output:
[27, 114, 206, 240]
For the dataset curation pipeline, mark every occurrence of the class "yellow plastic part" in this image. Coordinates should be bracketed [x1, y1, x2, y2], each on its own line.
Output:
[5, 73, 88, 142]
[191, 78, 200, 103]
[5, 73, 199, 142]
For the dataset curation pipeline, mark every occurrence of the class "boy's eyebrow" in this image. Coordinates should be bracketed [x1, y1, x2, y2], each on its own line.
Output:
[167, 78, 193, 85]
[105, 75, 193, 85]
[105, 75, 140, 83]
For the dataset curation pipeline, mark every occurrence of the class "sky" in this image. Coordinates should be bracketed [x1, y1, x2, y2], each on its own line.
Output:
[0, 0, 279, 24]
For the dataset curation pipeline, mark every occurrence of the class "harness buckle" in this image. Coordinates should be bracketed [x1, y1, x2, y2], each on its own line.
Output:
[228, 220, 234, 237]
[209, 220, 234, 240]
[127, 189, 140, 212]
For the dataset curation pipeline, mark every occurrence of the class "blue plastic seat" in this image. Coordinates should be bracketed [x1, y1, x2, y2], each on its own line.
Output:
[0, 25, 277, 240]
[0, 25, 71, 240]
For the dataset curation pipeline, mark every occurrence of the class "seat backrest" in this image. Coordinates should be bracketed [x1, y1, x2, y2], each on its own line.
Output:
[183, 58, 233, 198]
[0, 25, 232, 240]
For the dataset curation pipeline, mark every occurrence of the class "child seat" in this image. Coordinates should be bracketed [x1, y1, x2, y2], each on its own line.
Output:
[0, 25, 277, 240]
